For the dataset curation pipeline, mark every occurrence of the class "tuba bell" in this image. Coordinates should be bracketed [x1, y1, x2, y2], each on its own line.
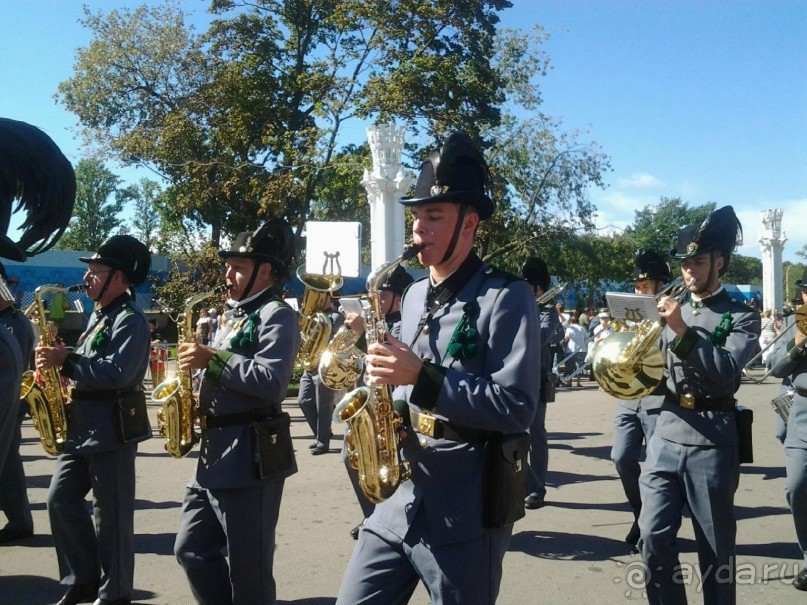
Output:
[295, 266, 343, 372]
[592, 277, 690, 400]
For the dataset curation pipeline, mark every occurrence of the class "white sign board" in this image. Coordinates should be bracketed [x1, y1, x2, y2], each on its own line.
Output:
[304, 221, 362, 277]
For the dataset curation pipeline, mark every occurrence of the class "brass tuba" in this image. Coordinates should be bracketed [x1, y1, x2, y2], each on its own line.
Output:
[153, 286, 224, 458]
[592, 277, 690, 400]
[21, 284, 78, 455]
[318, 324, 364, 390]
[295, 266, 343, 372]
[333, 243, 423, 504]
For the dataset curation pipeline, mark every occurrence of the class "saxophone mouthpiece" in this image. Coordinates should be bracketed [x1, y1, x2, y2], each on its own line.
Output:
[67, 284, 87, 293]
[402, 243, 425, 260]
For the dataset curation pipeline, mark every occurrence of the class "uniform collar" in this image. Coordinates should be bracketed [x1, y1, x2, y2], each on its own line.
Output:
[690, 286, 728, 309]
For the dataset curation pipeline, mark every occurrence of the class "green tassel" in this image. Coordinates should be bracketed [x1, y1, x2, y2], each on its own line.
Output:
[228, 311, 260, 350]
[446, 301, 480, 360]
[90, 319, 110, 351]
[709, 311, 733, 346]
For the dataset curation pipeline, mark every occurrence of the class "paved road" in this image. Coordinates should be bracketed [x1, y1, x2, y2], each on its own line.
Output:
[0, 377, 802, 604]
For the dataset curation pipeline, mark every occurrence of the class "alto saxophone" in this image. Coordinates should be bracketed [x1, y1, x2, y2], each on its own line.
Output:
[21, 284, 80, 455]
[333, 243, 424, 503]
[153, 286, 224, 458]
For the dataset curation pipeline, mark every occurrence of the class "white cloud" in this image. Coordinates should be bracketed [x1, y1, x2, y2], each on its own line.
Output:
[614, 172, 663, 189]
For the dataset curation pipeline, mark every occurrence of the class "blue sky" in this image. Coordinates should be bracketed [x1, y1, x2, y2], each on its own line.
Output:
[2, 0, 805, 262]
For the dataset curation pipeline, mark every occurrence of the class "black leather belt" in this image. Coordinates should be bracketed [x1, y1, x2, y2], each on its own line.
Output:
[410, 410, 489, 443]
[70, 388, 141, 401]
[198, 409, 278, 430]
[666, 394, 735, 412]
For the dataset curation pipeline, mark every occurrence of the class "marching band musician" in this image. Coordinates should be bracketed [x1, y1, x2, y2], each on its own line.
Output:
[773, 267, 807, 590]
[639, 206, 759, 605]
[610, 249, 670, 549]
[0, 262, 36, 544]
[38, 235, 153, 605]
[520, 256, 563, 510]
[174, 219, 300, 605]
[336, 131, 540, 605]
[298, 291, 343, 455]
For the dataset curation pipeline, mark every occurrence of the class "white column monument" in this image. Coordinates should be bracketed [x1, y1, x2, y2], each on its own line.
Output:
[759, 209, 787, 312]
[363, 124, 412, 268]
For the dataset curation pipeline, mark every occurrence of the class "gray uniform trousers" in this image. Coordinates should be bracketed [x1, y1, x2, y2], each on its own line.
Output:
[175, 480, 285, 605]
[337, 508, 513, 605]
[526, 402, 548, 499]
[0, 307, 34, 532]
[0, 401, 34, 532]
[298, 370, 336, 449]
[48, 444, 137, 597]
[784, 373, 807, 567]
[611, 399, 661, 516]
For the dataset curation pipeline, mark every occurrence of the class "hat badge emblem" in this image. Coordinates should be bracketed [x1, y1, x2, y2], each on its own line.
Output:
[430, 184, 450, 196]
[686, 242, 699, 254]
[238, 246, 248, 253]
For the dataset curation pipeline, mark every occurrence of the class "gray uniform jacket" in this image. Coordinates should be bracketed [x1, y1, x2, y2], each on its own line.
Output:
[0, 306, 34, 369]
[365, 262, 541, 548]
[0, 309, 25, 471]
[653, 289, 760, 447]
[194, 290, 300, 490]
[783, 338, 807, 448]
[61, 295, 151, 454]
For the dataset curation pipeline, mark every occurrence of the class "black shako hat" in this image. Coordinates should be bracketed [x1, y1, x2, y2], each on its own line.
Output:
[632, 249, 670, 283]
[670, 205, 743, 271]
[521, 256, 551, 291]
[400, 131, 494, 220]
[79, 235, 151, 286]
[379, 265, 414, 295]
[218, 218, 295, 283]
[796, 266, 807, 289]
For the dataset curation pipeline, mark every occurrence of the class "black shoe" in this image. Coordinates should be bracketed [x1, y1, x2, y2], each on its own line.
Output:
[308, 441, 318, 450]
[0, 525, 33, 543]
[54, 583, 98, 605]
[625, 520, 640, 547]
[350, 520, 366, 540]
[311, 444, 329, 455]
[524, 494, 545, 509]
[93, 598, 131, 605]
[794, 567, 807, 591]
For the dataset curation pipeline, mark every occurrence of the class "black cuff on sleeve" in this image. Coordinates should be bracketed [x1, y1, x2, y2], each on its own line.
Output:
[670, 327, 699, 359]
[410, 360, 446, 411]
[61, 353, 81, 379]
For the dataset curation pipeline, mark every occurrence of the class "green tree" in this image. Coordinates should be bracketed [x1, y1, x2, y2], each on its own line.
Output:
[722, 254, 762, 286]
[625, 197, 716, 255]
[126, 178, 164, 253]
[56, 158, 128, 251]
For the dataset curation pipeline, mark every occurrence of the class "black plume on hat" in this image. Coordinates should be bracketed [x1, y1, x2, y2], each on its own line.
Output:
[632, 249, 670, 283]
[521, 256, 550, 291]
[219, 218, 295, 283]
[379, 265, 414, 295]
[670, 205, 742, 271]
[400, 131, 494, 220]
[79, 235, 152, 286]
[0, 118, 76, 261]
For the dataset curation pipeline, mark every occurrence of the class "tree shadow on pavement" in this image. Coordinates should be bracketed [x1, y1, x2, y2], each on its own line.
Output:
[740, 465, 786, 481]
[135, 532, 178, 556]
[546, 469, 618, 487]
[735, 504, 791, 521]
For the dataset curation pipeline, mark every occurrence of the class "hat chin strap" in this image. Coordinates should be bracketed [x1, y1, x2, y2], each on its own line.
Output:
[439, 204, 469, 265]
[92, 270, 116, 304]
[237, 261, 263, 303]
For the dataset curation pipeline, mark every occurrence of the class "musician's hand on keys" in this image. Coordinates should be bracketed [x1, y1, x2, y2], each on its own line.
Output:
[365, 333, 422, 386]
[178, 342, 217, 371]
[35, 343, 68, 370]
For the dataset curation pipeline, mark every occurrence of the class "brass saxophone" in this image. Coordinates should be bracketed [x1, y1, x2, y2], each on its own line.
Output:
[333, 243, 423, 503]
[21, 284, 79, 455]
[153, 286, 224, 458]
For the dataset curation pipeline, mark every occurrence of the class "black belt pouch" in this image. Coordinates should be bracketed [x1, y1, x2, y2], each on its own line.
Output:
[115, 391, 151, 444]
[253, 413, 298, 481]
[736, 406, 754, 464]
[482, 432, 530, 528]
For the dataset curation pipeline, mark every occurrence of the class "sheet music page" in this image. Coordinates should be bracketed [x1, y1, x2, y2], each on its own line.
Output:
[605, 292, 660, 323]
[339, 296, 364, 317]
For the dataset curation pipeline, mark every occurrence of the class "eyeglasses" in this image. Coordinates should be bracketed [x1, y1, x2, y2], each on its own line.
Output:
[84, 269, 112, 279]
